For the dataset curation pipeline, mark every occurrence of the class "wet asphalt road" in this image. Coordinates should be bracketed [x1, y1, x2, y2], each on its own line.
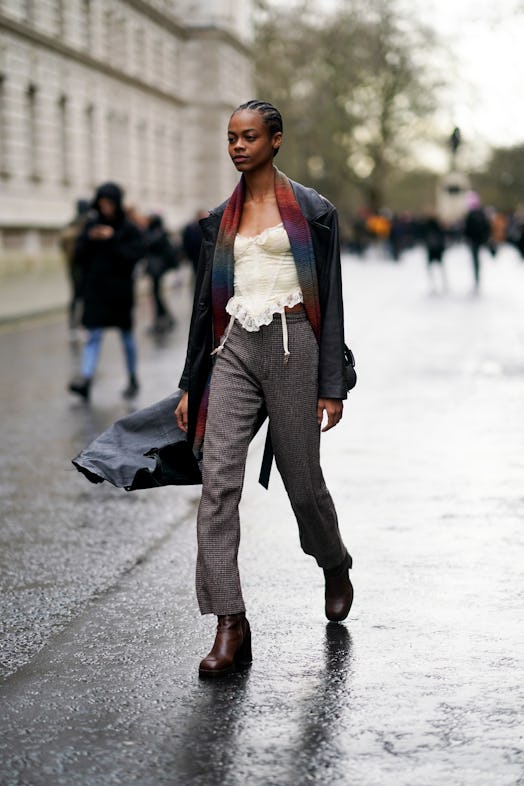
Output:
[1, 247, 523, 786]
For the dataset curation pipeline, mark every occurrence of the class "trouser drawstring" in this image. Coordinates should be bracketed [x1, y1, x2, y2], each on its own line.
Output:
[211, 314, 235, 356]
[281, 311, 290, 364]
[211, 312, 291, 363]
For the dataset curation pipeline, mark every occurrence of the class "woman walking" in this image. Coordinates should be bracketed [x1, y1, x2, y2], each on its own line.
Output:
[175, 100, 354, 678]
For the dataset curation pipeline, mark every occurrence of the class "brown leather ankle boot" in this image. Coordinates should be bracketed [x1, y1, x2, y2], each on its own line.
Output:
[198, 613, 252, 679]
[324, 555, 353, 622]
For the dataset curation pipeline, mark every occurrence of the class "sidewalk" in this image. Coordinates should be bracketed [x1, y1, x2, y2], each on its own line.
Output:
[0, 267, 69, 324]
[0, 266, 188, 325]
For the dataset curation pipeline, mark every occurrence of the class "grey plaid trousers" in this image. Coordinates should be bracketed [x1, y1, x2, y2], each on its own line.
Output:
[196, 311, 349, 615]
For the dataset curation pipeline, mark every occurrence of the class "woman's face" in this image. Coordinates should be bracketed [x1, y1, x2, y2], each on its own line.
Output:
[227, 110, 281, 173]
[98, 197, 116, 219]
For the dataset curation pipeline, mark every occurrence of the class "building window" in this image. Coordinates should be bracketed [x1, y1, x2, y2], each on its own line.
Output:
[171, 127, 182, 204]
[153, 37, 164, 83]
[85, 103, 95, 187]
[103, 8, 113, 60]
[170, 43, 178, 84]
[81, 0, 92, 52]
[55, 0, 65, 39]
[107, 110, 116, 177]
[137, 121, 149, 197]
[58, 94, 70, 185]
[120, 113, 130, 184]
[134, 27, 145, 75]
[26, 84, 40, 181]
[0, 75, 8, 178]
[118, 17, 128, 70]
[154, 125, 166, 198]
[107, 110, 129, 184]
[24, 0, 35, 24]
[104, 11, 127, 70]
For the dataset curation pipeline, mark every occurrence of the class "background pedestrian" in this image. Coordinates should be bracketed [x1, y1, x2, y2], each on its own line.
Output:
[181, 210, 206, 276]
[59, 198, 91, 339]
[143, 214, 178, 335]
[68, 182, 144, 401]
[463, 192, 491, 293]
[422, 211, 447, 294]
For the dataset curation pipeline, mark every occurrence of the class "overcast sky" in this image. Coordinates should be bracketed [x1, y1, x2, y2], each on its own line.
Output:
[416, 0, 524, 153]
[269, 0, 524, 169]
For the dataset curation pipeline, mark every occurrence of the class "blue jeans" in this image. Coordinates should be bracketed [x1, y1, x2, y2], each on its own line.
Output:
[81, 328, 137, 379]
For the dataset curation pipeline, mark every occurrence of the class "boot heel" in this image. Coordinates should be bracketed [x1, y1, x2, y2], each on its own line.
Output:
[234, 621, 252, 669]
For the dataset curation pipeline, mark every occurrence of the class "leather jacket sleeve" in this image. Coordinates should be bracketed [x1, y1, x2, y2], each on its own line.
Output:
[178, 240, 213, 391]
[311, 206, 348, 400]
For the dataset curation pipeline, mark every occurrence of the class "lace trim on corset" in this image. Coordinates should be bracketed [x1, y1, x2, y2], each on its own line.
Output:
[225, 289, 303, 332]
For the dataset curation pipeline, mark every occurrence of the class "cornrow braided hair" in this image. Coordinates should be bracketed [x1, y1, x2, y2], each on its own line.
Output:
[233, 99, 283, 156]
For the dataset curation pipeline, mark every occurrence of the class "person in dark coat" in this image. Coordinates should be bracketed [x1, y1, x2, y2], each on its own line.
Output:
[507, 206, 524, 259]
[59, 198, 91, 336]
[143, 214, 178, 334]
[68, 182, 144, 401]
[464, 193, 491, 292]
[175, 100, 354, 679]
[181, 211, 206, 275]
[422, 212, 447, 294]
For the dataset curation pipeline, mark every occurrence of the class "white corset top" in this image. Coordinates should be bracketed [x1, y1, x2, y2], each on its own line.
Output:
[226, 223, 303, 331]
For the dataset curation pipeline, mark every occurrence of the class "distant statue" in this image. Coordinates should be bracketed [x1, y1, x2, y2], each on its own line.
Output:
[449, 127, 461, 157]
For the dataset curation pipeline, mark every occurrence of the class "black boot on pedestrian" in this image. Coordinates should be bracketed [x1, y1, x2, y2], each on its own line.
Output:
[199, 613, 252, 679]
[68, 376, 91, 401]
[157, 314, 176, 333]
[122, 375, 139, 399]
[324, 553, 353, 623]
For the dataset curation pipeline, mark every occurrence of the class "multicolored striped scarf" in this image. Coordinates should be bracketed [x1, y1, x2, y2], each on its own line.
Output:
[194, 168, 321, 454]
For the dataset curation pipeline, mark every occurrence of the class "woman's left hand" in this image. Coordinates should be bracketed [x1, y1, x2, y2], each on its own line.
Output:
[317, 398, 343, 432]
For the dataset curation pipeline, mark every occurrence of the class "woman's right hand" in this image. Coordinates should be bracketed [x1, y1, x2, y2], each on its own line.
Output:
[175, 391, 189, 433]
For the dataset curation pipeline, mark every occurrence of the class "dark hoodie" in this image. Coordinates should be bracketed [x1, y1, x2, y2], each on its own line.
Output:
[91, 182, 126, 225]
[75, 182, 144, 330]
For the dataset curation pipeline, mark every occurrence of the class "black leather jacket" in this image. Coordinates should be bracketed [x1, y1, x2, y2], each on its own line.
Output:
[179, 178, 348, 449]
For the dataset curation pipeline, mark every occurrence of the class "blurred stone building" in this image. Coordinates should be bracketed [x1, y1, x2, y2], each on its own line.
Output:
[0, 0, 253, 271]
